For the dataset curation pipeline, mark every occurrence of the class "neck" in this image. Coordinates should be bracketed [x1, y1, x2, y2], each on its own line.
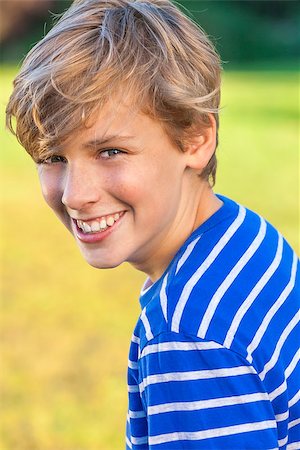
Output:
[131, 184, 223, 284]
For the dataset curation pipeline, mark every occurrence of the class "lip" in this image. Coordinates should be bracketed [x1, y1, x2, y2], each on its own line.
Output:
[72, 210, 125, 223]
[72, 211, 126, 243]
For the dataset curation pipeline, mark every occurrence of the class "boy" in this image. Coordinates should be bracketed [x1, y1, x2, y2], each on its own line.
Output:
[6, 0, 299, 448]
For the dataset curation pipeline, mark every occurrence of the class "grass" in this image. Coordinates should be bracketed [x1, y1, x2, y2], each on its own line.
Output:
[0, 66, 299, 450]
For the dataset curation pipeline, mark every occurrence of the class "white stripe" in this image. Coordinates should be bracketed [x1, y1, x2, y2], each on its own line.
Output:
[247, 252, 298, 363]
[285, 348, 300, 379]
[131, 436, 148, 445]
[289, 418, 300, 429]
[224, 231, 283, 348]
[126, 436, 132, 449]
[269, 379, 287, 402]
[139, 365, 256, 393]
[140, 307, 154, 341]
[259, 310, 300, 381]
[141, 340, 222, 358]
[148, 420, 277, 445]
[289, 389, 300, 408]
[128, 409, 146, 419]
[278, 436, 288, 447]
[160, 274, 168, 323]
[269, 352, 300, 402]
[128, 359, 138, 370]
[148, 392, 269, 415]
[275, 410, 289, 422]
[199, 215, 267, 339]
[128, 385, 140, 393]
[172, 206, 246, 333]
[131, 334, 140, 345]
[287, 442, 300, 450]
[175, 236, 202, 274]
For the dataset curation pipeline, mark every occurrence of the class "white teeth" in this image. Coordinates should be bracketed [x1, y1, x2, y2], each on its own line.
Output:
[91, 221, 101, 232]
[100, 218, 107, 229]
[83, 222, 91, 233]
[107, 216, 115, 226]
[76, 212, 123, 234]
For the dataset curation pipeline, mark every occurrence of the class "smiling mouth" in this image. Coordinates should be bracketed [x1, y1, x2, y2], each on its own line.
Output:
[75, 211, 125, 234]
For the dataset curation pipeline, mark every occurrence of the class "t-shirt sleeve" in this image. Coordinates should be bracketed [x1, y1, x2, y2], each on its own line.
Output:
[138, 331, 278, 450]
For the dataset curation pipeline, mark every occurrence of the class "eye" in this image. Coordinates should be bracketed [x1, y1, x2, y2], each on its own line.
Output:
[99, 148, 124, 159]
[38, 155, 67, 164]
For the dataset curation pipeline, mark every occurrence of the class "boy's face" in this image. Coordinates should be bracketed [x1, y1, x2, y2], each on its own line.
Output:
[37, 97, 206, 276]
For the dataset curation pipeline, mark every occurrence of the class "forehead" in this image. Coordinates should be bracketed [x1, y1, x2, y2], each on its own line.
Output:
[62, 96, 173, 152]
[83, 98, 141, 143]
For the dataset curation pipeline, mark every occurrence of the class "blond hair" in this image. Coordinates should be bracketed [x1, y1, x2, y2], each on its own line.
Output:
[6, 0, 222, 184]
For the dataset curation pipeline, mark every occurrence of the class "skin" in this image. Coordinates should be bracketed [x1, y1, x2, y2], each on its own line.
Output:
[37, 97, 223, 283]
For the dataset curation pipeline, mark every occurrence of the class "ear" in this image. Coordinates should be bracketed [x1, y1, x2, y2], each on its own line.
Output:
[184, 114, 216, 172]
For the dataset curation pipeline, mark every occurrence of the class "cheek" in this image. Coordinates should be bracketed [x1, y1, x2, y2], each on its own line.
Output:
[104, 168, 146, 204]
[107, 162, 175, 217]
[38, 168, 63, 211]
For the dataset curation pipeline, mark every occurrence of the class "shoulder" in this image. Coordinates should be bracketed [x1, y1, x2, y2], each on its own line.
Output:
[136, 195, 299, 355]
[170, 201, 297, 320]
[170, 197, 295, 295]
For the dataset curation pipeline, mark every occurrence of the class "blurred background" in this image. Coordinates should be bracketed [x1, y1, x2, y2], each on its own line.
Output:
[1, 0, 300, 66]
[0, 1, 299, 449]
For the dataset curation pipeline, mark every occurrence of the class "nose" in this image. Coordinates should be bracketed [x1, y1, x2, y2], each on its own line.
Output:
[61, 163, 101, 211]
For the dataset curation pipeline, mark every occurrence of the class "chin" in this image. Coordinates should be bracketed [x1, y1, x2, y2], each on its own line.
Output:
[82, 253, 123, 270]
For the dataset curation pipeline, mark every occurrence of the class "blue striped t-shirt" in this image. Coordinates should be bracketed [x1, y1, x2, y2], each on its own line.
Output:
[126, 194, 300, 450]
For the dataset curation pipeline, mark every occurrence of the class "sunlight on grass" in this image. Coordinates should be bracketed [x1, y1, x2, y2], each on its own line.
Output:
[0, 66, 299, 449]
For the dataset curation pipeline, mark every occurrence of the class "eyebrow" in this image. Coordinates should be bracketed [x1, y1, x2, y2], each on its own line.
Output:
[83, 134, 135, 148]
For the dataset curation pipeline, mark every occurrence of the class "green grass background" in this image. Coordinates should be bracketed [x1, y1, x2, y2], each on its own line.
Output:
[0, 66, 299, 450]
